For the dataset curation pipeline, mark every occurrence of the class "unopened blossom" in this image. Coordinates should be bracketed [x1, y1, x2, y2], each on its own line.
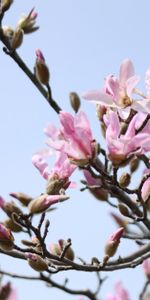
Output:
[107, 282, 130, 300]
[28, 194, 69, 214]
[141, 175, 150, 202]
[26, 253, 48, 272]
[35, 49, 50, 85]
[143, 259, 150, 278]
[50, 239, 74, 260]
[83, 59, 150, 114]
[104, 227, 124, 262]
[0, 195, 22, 217]
[104, 111, 150, 164]
[0, 223, 14, 251]
[17, 8, 39, 34]
[0, 282, 18, 300]
[1, 0, 13, 12]
[83, 169, 108, 201]
[45, 111, 97, 166]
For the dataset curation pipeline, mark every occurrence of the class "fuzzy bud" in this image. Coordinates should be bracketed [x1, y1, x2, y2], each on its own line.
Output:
[130, 157, 140, 173]
[0, 224, 14, 251]
[28, 194, 69, 214]
[141, 177, 150, 202]
[3, 218, 22, 232]
[2, 26, 14, 39]
[69, 92, 81, 113]
[96, 104, 107, 121]
[119, 173, 131, 188]
[26, 253, 48, 272]
[50, 239, 74, 261]
[11, 28, 24, 50]
[10, 192, 33, 206]
[1, 0, 13, 12]
[110, 212, 128, 229]
[118, 203, 130, 217]
[0, 197, 22, 218]
[143, 259, 150, 280]
[35, 49, 50, 85]
[104, 227, 124, 263]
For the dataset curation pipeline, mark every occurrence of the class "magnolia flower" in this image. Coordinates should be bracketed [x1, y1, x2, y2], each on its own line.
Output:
[0, 282, 18, 300]
[82, 59, 150, 113]
[106, 282, 130, 300]
[104, 111, 150, 164]
[45, 111, 96, 166]
[32, 149, 76, 182]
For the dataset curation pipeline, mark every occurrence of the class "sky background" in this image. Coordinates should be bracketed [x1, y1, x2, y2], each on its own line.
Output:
[1, 1, 150, 299]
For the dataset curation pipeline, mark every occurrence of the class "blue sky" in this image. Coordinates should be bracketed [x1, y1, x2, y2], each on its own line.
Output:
[1, 0, 150, 299]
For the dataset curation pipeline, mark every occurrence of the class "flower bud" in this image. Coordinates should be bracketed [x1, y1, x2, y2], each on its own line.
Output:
[104, 227, 124, 263]
[96, 104, 107, 121]
[17, 8, 39, 34]
[1, 0, 13, 12]
[118, 203, 130, 217]
[3, 218, 22, 232]
[46, 178, 66, 195]
[0, 224, 14, 251]
[143, 259, 150, 280]
[11, 28, 24, 50]
[69, 92, 81, 113]
[50, 239, 74, 261]
[130, 156, 140, 173]
[0, 196, 22, 218]
[110, 212, 128, 229]
[141, 177, 150, 202]
[26, 253, 48, 272]
[35, 49, 50, 85]
[28, 194, 69, 214]
[119, 173, 131, 188]
[10, 192, 33, 206]
[2, 26, 14, 39]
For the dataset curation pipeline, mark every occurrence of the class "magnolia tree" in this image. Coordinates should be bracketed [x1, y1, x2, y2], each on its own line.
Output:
[1, 1, 150, 300]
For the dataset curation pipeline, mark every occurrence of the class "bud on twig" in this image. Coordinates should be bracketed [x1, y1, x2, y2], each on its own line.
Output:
[35, 49, 50, 85]
[118, 203, 130, 217]
[50, 239, 75, 261]
[28, 194, 69, 214]
[26, 253, 48, 272]
[0, 224, 14, 251]
[130, 156, 140, 173]
[3, 218, 22, 232]
[119, 173, 131, 188]
[1, 0, 13, 13]
[69, 92, 81, 113]
[104, 227, 124, 264]
[11, 28, 24, 50]
[10, 192, 33, 206]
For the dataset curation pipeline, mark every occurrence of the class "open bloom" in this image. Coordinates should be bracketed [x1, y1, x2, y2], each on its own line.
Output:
[45, 111, 96, 166]
[0, 282, 18, 300]
[106, 282, 130, 300]
[82, 59, 150, 113]
[104, 111, 150, 164]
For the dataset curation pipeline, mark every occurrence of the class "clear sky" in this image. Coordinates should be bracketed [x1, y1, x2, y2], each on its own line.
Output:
[1, 0, 150, 299]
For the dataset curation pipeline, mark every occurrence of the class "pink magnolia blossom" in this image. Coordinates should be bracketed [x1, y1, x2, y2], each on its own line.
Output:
[104, 111, 150, 164]
[32, 149, 76, 184]
[44, 111, 96, 165]
[143, 259, 150, 277]
[107, 282, 130, 300]
[82, 59, 150, 113]
[35, 48, 45, 63]
[0, 282, 18, 300]
[141, 177, 150, 202]
[104, 227, 124, 259]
